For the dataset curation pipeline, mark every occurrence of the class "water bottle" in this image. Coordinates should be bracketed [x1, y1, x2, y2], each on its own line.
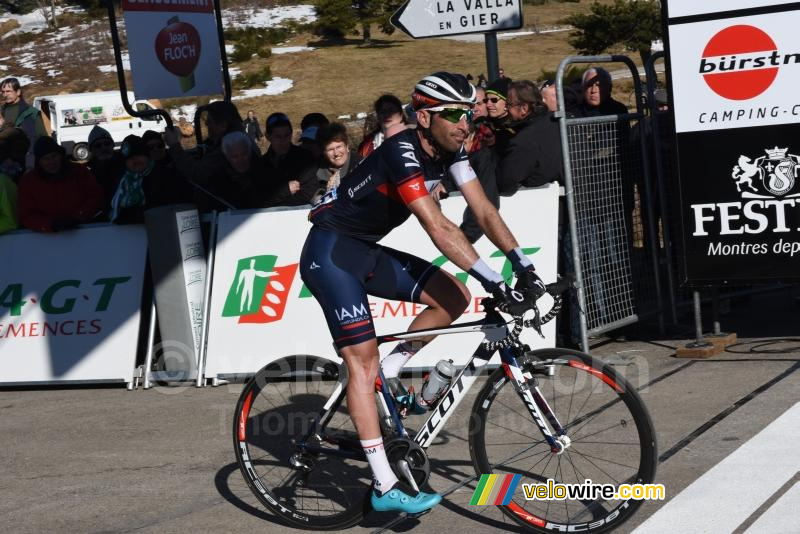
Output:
[421, 359, 455, 407]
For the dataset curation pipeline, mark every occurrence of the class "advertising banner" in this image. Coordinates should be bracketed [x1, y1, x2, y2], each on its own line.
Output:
[665, 1, 800, 283]
[0, 225, 148, 385]
[122, 0, 223, 99]
[204, 185, 560, 378]
[176, 209, 206, 360]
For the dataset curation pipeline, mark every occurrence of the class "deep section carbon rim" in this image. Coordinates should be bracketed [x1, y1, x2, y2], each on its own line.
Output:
[470, 349, 657, 533]
[233, 355, 370, 530]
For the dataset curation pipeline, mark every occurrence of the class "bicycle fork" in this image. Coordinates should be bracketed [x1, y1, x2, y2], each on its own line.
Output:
[502, 348, 571, 455]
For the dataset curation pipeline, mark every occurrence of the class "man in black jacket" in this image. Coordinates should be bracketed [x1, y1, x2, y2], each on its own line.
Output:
[495, 80, 563, 196]
[257, 112, 317, 207]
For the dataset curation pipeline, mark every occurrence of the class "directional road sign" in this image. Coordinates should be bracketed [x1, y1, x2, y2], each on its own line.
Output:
[391, 0, 523, 39]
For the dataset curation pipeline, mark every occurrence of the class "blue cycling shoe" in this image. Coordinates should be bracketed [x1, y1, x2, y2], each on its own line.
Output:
[371, 481, 442, 514]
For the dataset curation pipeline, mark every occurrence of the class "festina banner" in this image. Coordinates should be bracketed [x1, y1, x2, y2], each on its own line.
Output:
[203, 184, 559, 378]
[122, 0, 223, 99]
[664, 1, 800, 283]
[0, 225, 148, 385]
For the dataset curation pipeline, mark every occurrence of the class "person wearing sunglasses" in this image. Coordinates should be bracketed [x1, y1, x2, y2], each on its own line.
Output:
[300, 72, 546, 515]
[495, 80, 563, 197]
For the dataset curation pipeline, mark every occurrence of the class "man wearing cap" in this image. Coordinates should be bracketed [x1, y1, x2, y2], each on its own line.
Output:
[109, 134, 191, 223]
[86, 125, 125, 217]
[18, 137, 103, 232]
[257, 112, 317, 207]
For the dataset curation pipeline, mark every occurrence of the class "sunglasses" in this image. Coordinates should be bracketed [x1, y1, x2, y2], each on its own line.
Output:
[431, 107, 474, 124]
[483, 97, 502, 104]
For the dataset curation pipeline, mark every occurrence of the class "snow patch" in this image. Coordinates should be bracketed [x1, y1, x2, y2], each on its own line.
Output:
[14, 75, 38, 86]
[1, 6, 86, 37]
[356, 112, 367, 119]
[97, 52, 130, 73]
[46, 69, 62, 77]
[171, 104, 198, 124]
[271, 46, 315, 55]
[222, 5, 315, 29]
[232, 77, 293, 100]
[228, 67, 241, 79]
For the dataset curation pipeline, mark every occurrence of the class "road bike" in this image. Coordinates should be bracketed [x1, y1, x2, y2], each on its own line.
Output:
[232, 281, 657, 532]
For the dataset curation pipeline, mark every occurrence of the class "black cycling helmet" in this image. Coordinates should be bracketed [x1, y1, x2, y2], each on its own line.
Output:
[412, 72, 476, 111]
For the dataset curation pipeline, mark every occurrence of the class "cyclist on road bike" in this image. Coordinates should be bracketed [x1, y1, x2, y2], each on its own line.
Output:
[299, 72, 546, 514]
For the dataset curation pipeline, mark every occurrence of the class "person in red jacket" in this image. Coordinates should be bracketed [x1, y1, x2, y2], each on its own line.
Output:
[18, 136, 103, 232]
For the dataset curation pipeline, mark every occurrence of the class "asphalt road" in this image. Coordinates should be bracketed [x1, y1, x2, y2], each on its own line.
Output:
[3, 331, 799, 534]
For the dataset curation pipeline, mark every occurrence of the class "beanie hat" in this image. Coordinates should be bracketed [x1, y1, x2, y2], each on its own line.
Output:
[486, 77, 512, 101]
[141, 130, 163, 145]
[120, 135, 149, 159]
[33, 136, 65, 162]
[88, 125, 113, 147]
[0, 127, 31, 163]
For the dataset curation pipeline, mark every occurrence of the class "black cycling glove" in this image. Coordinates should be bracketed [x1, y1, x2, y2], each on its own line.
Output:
[515, 266, 547, 301]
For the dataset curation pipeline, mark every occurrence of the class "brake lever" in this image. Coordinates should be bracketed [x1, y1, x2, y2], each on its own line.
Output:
[532, 305, 544, 338]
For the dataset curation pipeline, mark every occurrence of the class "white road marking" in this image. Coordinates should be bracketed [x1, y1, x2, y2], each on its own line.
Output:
[743, 482, 800, 534]
[633, 402, 800, 533]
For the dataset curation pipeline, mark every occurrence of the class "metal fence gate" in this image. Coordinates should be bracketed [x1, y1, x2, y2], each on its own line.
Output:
[555, 55, 664, 350]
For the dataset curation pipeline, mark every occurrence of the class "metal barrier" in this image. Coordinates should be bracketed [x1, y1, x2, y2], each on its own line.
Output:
[555, 55, 664, 350]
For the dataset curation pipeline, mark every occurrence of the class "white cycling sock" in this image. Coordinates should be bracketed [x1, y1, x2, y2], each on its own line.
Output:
[361, 437, 398, 495]
[380, 341, 419, 379]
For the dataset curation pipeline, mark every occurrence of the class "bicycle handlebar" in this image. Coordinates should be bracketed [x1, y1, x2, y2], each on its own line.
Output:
[481, 274, 576, 352]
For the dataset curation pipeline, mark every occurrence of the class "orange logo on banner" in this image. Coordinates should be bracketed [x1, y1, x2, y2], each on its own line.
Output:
[700, 25, 779, 101]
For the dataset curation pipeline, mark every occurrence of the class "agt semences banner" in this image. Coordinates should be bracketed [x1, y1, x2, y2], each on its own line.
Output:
[665, 0, 800, 283]
[203, 185, 560, 378]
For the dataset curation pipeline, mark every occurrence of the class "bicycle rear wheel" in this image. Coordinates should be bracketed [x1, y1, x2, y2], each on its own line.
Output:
[469, 348, 657, 533]
[233, 355, 371, 530]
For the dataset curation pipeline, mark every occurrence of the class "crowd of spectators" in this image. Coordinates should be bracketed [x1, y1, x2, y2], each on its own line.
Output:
[0, 67, 637, 248]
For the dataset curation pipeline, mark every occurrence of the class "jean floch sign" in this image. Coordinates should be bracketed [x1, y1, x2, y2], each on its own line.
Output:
[122, 0, 223, 99]
[664, 1, 800, 283]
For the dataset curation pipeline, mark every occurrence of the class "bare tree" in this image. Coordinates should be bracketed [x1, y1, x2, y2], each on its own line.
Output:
[34, 0, 59, 30]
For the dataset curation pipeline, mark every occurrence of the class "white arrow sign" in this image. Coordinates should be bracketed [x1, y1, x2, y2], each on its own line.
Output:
[391, 0, 523, 39]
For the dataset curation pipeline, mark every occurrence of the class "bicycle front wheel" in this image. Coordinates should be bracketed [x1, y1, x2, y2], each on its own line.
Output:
[469, 348, 657, 533]
[233, 355, 371, 530]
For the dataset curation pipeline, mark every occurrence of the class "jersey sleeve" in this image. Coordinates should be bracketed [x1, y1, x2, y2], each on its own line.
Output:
[448, 144, 477, 189]
[383, 138, 427, 205]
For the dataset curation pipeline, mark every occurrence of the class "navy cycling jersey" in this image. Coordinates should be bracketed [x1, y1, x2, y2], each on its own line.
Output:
[309, 128, 476, 243]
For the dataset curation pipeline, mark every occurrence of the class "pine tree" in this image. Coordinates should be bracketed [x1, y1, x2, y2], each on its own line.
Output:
[563, 0, 663, 64]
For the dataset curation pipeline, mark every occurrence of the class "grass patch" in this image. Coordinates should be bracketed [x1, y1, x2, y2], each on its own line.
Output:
[0, 19, 20, 36]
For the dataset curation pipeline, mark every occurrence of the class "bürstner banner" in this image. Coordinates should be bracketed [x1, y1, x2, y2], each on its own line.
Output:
[203, 185, 559, 379]
[122, 0, 223, 99]
[0, 225, 148, 385]
[665, 0, 800, 283]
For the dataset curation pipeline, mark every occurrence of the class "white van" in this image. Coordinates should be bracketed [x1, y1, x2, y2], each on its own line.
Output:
[32, 91, 167, 161]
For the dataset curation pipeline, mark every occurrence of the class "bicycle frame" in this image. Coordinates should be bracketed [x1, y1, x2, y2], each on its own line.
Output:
[296, 309, 568, 460]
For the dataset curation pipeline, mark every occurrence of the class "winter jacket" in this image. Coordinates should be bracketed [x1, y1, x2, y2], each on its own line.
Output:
[258, 145, 318, 207]
[18, 162, 104, 232]
[0, 172, 17, 234]
[495, 111, 563, 196]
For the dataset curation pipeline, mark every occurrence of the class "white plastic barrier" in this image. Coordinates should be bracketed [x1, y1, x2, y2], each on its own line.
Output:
[203, 184, 560, 379]
[0, 225, 148, 386]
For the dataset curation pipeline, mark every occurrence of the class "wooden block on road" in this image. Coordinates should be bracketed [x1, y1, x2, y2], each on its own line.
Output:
[707, 332, 738, 349]
[676, 342, 724, 359]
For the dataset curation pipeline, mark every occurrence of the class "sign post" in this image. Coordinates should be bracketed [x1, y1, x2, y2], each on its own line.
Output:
[391, 0, 523, 81]
[664, 0, 800, 284]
